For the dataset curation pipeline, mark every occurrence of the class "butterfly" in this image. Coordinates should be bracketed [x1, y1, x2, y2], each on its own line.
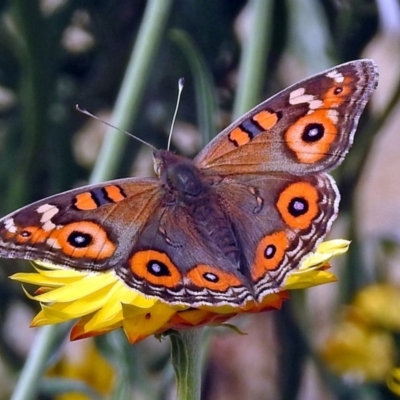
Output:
[0, 60, 378, 307]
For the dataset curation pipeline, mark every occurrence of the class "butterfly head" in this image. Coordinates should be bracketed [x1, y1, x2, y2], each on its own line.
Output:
[153, 150, 204, 198]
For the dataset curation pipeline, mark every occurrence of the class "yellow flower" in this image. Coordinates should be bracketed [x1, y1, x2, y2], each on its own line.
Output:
[321, 282, 400, 393]
[10, 240, 348, 344]
[353, 284, 400, 331]
[46, 339, 115, 400]
[320, 311, 396, 382]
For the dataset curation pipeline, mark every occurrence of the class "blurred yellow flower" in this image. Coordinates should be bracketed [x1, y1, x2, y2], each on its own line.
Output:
[47, 339, 115, 400]
[10, 240, 348, 344]
[321, 282, 400, 389]
[353, 284, 400, 331]
[320, 311, 396, 382]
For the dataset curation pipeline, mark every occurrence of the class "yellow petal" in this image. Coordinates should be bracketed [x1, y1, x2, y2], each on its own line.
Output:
[10, 239, 348, 343]
[32, 273, 116, 302]
[284, 240, 349, 290]
[31, 305, 75, 325]
[122, 302, 177, 344]
[284, 270, 337, 290]
[301, 239, 350, 270]
[70, 314, 122, 340]
[10, 272, 81, 287]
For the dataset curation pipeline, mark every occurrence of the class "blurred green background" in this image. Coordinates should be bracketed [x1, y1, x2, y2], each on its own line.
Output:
[1, 0, 400, 399]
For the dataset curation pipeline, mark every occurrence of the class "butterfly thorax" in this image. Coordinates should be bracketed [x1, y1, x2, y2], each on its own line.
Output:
[155, 150, 204, 199]
[154, 149, 241, 266]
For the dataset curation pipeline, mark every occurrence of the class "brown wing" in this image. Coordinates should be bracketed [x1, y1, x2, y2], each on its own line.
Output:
[194, 59, 378, 176]
[212, 172, 338, 302]
[115, 187, 255, 307]
[0, 178, 163, 271]
[114, 171, 338, 306]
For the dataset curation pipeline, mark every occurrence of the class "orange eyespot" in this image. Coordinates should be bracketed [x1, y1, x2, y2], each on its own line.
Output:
[252, 231, 289, 280]
[187, 265, 243, 292]
[276, 182, 319, 230]
[50, 222, 116, 259]
[16, 226, 48, 244]
[129, 250, 182, 288]
[285, 109, 337, 164]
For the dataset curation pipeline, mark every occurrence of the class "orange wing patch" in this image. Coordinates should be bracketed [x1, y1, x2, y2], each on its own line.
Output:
[323, 75, 354, 108]
[104, 185, 126, 203]
[74, 192, 98, 211]
[228, 127, 252, 147]
[253, 110, 279, 130]
[74, 185, 127, 211]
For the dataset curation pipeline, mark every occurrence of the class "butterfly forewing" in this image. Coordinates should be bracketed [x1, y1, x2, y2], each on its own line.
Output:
[195, 59, 378, 176]
[0, 178, 162, 270]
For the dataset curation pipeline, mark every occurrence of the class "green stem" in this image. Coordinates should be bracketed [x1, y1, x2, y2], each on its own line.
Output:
[10, 1, 173, 399]
[170, 329, 203, 400]
[233, 0, 273, 118]
[90, 0, 173, 183]
[8, 0, 55, 209]
[11, 324, 71, 400]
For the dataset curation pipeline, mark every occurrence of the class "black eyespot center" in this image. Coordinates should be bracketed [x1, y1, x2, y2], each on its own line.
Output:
[288, 197, 309, 217]
[147, 260, 171, 277]
[264, 244, 276, 259]
[203, 272, 219, 283]
[334, 87, 343, 95]
[302, 123, 324, 143]
[20, 230, 31, 238]
[67, 231, 93, 248]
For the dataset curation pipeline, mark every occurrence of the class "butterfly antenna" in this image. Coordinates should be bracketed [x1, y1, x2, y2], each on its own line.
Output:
[167, 77, 185, 151]
[75, 105, 158, 151]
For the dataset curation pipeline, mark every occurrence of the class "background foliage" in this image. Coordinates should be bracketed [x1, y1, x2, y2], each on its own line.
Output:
[0, 0, 400, 399]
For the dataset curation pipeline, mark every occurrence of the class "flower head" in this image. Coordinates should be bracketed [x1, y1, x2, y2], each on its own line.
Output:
[10, 240, 348, 344]
[320, 309, 396, 382]
[320, 282, 400, 387]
